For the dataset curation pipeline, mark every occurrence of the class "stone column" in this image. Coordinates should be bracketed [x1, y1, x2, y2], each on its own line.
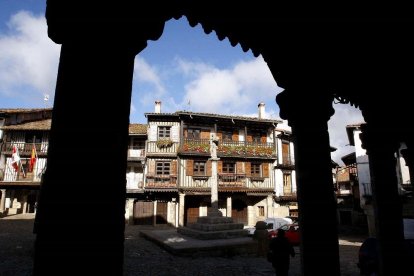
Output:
[22, 194, 28, 214]
[401, 141, 414, 191]
[226, 196, 232, 217]
[266, 195, 273, 218]
[0, 189, 6, 213]
[360, 124, 406, 275]
[33, 41, 143, 275]
[127, 199, 134, 226]
[276, 89, 340, 275]
[153, 200, 157, 226]
[208, 137, 222, 217]
[179, 193, 185, 227]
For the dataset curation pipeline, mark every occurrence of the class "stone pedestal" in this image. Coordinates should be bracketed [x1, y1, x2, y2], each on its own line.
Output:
[177, 138, 248, 240]
[177, 216, 248, 240]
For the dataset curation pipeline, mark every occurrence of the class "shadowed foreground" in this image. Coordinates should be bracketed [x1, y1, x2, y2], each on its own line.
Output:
[0, 214, 364, 275]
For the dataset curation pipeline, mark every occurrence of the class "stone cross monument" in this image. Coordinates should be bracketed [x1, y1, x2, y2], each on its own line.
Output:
[208, 134, 222, 217]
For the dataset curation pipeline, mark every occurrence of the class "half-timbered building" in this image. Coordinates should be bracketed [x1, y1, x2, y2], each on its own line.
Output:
[132, 101, 292, 228]
[0, 108, 52, 215]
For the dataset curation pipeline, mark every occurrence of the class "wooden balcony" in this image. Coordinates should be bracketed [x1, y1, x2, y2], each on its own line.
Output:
[146, 141, 178, 155]
[218, 173, 246, 187]
[127, 149, 145, 161]
[1, 142, 48, 157]
[145, 174, 177, 188]
[178, 139, 210, 156]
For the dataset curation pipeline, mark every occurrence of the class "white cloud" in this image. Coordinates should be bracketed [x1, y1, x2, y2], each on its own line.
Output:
[329, 103, 365, 165]
[0, 11, 60, 104]
[177, 56, 282, 115]
[132, 56, 167, 114]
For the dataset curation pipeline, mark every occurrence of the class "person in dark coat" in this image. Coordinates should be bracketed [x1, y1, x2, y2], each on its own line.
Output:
[268, 228, 295, 276]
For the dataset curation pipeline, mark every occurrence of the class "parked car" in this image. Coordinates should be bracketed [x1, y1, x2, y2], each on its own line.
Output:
[246, 217, 293, 236]
[357, 237, 414, 275]
[269, 223, 300, 245]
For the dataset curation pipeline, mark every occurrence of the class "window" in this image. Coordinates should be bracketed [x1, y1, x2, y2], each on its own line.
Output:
[187, 128, 201, 139]
[222, 162, 235, 173]
[131, 138, 145, 149]
[193, 161, 206, 175]
[156, 162, 170, 175]
[250, 131, 263, 143]
[222, 130, 233, 141]
[25, 131, 43, 144]
[258, 206, 265, 217]
[158, 126, 171, 139]
[282, 141, 291, 165]
[283, 173, 292, 194]
[251, 163, 261, 176]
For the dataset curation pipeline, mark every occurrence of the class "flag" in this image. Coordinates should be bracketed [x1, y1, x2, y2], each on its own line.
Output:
[11, 145, 20, 172]
[29, 144, 37, 172]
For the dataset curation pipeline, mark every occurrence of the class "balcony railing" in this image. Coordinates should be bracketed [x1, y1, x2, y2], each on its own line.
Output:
[218, 173, 246, 187]
[145, 174, 177, 188]
[219, 141, 275, 158]
[146, 141, 178, 155]
[0, 167, 44, 182]
[179, 139, 210, 155]
[127, 149, 145, 160]
[1, 142, 48, 156]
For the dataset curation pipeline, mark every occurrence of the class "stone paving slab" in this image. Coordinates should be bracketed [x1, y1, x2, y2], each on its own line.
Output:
[140, 229, 257, 257]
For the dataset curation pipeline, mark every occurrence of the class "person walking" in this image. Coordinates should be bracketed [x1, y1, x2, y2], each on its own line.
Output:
[253, 221, 269, 257]
[268, 228, 295, 276]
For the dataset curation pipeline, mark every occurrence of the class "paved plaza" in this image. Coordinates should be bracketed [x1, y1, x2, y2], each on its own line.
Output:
[0, 214, 365, 275]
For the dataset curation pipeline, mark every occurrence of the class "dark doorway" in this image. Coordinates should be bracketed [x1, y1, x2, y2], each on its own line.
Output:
[133, 201, 153, 225]
[232, 198, 247, 225]
[156, 201, 168, 224]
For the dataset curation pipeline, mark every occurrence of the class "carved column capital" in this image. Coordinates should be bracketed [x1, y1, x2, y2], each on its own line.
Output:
[359, 123, 399, 155]
[276, 88, 335, 125]
[45, 1, 172, 55]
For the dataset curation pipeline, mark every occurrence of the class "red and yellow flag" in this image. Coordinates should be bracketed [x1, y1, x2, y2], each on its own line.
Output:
[29, 145, 37, 172]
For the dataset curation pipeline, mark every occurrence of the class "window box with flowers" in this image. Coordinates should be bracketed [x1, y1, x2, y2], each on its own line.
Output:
[181, 142, 210, 154]
[218, 145, 275, 157]
[156, 139, 174, 149]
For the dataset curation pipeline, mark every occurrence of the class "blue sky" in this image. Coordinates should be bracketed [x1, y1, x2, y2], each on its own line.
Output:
[0, 1, 364, 164]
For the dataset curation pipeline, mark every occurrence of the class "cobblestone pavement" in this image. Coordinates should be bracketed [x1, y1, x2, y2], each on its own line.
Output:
[0, 214, 365, 276]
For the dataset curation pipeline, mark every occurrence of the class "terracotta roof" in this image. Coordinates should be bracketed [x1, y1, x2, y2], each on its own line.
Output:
[129, 124, 147, 134]
[145, 111, 282, 124]
[0, 119, 51, 130]
[0, 108, 52, 114]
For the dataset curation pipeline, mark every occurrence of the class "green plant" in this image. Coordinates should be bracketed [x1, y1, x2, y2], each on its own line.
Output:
[156, 139, 174, 149]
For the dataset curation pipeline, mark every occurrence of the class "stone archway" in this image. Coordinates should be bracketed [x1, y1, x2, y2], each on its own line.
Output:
[34, 3, 414, 275]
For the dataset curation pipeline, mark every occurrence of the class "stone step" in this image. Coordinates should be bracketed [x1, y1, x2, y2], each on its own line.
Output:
[177, 227, 249, 240]
[189, 222, 245, 232]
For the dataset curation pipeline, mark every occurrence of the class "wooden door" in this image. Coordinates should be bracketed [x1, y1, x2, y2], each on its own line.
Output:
[133, 201, 154, 225]
[185, 207, 199, 225]
[156, 201, 168, 224]
[231, 199, 248, 225]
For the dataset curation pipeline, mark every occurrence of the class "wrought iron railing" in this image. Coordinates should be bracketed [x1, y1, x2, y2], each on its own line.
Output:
[218, 173, 246, 187]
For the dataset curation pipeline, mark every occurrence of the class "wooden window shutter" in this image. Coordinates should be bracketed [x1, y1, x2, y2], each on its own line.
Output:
[245, 162, 251, 177]
[218, 161, 223, 173]
[171, 160, 177, 175]
[206, 160, 212, 176]
[261, 134, 267, 143]
[247, 134, 253, 142]
[262, 163, 269, 177]
[216, 132, 223, 141]
[184, 129, 188, 138]
[232, 130, 239, 141]
[149, 160, 155, 175]
[236, 161, 244, 174]
[186, 160, 193, 176]
[201, 130, 210, 139]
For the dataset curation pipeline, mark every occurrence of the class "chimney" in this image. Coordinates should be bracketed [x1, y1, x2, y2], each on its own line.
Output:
[258, 102, 265, 119]
[155, 100, 161, 113]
